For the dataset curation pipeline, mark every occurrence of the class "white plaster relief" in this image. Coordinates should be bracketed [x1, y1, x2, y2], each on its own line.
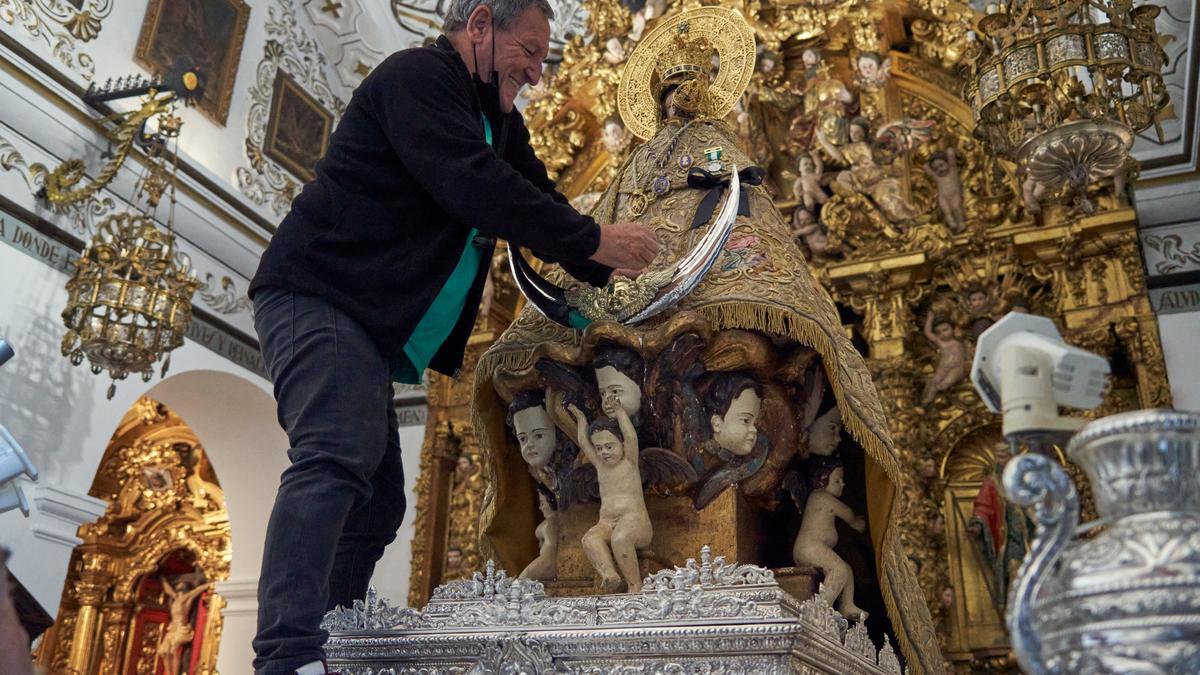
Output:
[235, 0, 346, 217]
[0, 0, 113, 81]
[1142, 221, 1200, 276]
[1133, 0, 1198, 177]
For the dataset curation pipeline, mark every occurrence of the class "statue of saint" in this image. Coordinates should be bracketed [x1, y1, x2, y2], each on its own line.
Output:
[817, 116, 920, 224]
[478, 7, 944, 671]
[968, 442, 1032, 613]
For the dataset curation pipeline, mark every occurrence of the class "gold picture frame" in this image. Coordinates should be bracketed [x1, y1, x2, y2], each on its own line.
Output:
[264, 72, 333, 183]
[134, 0, 251, 126]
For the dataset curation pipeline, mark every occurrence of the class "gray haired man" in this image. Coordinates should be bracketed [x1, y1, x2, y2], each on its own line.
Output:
[247, 0, 658, 670]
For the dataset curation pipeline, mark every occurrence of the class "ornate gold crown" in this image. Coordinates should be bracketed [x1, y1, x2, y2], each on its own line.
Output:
[654, 22, 715, 88]
[619, 7, 756, 140]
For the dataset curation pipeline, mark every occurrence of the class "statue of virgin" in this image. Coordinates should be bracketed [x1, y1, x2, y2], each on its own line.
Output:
[475, 8, 945, 673]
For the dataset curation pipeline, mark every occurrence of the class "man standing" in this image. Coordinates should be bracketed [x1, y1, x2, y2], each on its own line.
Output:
[246, 0, 659, 671]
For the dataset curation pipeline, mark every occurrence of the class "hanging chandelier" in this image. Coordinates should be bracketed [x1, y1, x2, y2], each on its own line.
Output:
[965, 0, 1170, 212]
[61, 99, 199, 398]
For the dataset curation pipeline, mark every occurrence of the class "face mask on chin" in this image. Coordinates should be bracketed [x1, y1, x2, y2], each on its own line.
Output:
[471, 30, 503, 119]
[473, 70, 502, 118]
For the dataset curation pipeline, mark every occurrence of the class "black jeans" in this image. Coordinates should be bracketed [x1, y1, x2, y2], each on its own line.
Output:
[251, 287, 406, 674]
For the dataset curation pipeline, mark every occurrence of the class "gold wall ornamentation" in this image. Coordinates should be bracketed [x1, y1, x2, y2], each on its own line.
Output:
[406, 340, 502, 607]
[0, 130, 117, 235]
[34, 397, 230, 675]
[406, 1, 1171, 672]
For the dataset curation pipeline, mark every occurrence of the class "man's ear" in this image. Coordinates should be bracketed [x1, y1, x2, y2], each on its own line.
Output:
[467, 4, 492, 44]
[710, 414, 722, 434]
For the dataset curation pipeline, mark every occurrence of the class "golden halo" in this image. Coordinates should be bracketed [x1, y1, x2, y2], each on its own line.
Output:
[618, 6, 756, 141]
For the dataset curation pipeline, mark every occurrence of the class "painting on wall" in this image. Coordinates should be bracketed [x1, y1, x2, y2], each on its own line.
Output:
[134, 0, 251, 125]
[263, 73, 333, 183]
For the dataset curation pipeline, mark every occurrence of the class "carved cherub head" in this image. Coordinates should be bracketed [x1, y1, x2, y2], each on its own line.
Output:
[587, 417, 626, 465]
[808, 455, 845, 497]
[855, 52, 890, 87]
[848, 116, 871, 143]
[857, 52, 880, 74]
[507, 389, 558, 470]
[594, 347, 645, 419]
[757, 49, 779, 75]
[807, 406, 843, 456]
[932, 316, 955, 340]
[965, 287, 991, 314]
[446, 547, 463, 570]
[704, 373, 763, 456]
[802, 47, 821, 69]
[926, 151, 951, 178]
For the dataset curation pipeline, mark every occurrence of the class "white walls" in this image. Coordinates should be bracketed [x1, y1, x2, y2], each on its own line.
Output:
[1133, 0, 1200, 411]
[0, 243, 276, 610]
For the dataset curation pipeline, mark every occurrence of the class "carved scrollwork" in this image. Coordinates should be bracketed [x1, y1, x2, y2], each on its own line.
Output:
[197, 273, 253, 316]
[0, 0, 112, 79]
[642, 545, 775, 591]
[235, 0, 344, 215]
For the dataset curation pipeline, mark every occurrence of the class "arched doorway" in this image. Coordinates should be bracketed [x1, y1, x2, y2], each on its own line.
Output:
[34, 397, 230, 674]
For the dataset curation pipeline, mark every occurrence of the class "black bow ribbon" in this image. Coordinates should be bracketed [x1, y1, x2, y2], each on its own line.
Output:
[686, 166, 764, 230]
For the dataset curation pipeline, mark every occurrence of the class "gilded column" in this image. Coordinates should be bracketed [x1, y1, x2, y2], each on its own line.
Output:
[65, 553, 114, 675]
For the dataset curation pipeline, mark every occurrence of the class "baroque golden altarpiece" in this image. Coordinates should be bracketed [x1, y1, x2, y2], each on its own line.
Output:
[34, 398, 230, 675]
[405, 0, 1170, 673]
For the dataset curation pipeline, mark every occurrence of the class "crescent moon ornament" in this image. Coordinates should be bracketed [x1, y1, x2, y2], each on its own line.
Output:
[509, 166, 741, 328]
[617, 7, 757, 141]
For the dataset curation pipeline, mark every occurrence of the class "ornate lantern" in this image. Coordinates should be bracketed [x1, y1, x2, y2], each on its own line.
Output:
[965, 0, 1170, 212]
[60, 108, 199, 398]
[61, 212, 199, 397]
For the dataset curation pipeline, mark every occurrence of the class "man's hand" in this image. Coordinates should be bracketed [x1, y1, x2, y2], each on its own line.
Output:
[591, 222, 658, 273]
[608, 268, 640, 283]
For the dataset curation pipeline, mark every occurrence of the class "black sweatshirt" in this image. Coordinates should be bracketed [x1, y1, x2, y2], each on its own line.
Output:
[249, 36, 610, 375]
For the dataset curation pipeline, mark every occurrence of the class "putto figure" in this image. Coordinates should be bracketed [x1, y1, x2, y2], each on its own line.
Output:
[793, 152, 828, 213]
[789, 457, 868, 620]
[568, 398, 652, 593]
[923, 149, 967, 233]
[922, 311, 968, 404]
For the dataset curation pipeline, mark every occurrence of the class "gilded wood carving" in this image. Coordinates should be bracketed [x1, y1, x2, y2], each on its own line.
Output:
[405, 1, 1171, 673]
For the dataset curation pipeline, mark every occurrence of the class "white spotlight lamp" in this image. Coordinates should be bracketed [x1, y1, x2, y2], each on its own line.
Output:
[0, 420, 38, 518]
[971, 313, 1110, 446]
